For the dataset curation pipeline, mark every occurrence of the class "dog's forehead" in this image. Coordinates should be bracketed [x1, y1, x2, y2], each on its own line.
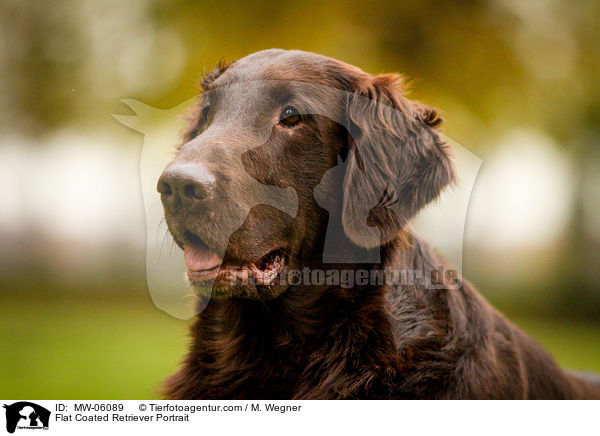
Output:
[219, 49, 341, 86]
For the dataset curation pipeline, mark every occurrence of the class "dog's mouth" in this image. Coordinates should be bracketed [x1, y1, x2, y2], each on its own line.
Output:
[183, 230, 288, 288]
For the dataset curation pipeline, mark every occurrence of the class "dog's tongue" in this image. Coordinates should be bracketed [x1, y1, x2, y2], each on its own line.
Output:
[184, 241, 222, 271]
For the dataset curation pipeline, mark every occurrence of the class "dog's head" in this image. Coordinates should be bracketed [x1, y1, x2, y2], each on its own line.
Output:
[158, 49, 454, 299]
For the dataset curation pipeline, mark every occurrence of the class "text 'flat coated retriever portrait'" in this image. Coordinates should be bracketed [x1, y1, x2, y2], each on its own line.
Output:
[157, 49, 600, 399]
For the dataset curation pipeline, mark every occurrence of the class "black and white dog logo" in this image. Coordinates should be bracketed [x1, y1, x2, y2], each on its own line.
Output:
[3, 402, 50, 434]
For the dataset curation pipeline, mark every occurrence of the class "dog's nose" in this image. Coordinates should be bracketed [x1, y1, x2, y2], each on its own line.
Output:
[157, 162, 216, 207]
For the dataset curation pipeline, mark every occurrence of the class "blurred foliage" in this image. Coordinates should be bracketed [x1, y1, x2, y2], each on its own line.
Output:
[0, 1, 599, 302]
[1, 0, 599, 143]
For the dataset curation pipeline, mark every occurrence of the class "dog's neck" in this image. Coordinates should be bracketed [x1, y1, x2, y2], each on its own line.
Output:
[164, 231, 451, 399]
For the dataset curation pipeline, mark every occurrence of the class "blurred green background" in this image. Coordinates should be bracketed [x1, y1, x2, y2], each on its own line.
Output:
[1, 0, 599, 399]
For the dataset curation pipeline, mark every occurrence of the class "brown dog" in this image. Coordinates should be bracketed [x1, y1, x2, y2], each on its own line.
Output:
[157, 49, 600, 399]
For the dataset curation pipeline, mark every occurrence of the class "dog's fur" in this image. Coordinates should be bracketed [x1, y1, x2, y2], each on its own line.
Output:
[159, 49, 600, 399]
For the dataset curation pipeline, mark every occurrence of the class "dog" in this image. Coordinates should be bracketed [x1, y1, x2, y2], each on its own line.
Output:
[157, 49, 600, 399]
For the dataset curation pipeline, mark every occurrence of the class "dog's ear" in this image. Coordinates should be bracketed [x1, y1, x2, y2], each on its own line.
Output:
[342, 73, 455, 249]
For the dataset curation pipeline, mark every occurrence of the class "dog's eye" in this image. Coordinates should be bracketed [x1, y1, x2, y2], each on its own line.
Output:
[279, 106, 301, 127]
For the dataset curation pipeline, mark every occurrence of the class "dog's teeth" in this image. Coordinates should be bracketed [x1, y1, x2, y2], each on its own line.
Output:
[239, 254, 285, 286]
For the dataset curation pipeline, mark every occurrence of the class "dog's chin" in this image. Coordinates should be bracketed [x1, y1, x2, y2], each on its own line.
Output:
[187, 279, 291, 300]
[184, 247, 291, 300]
